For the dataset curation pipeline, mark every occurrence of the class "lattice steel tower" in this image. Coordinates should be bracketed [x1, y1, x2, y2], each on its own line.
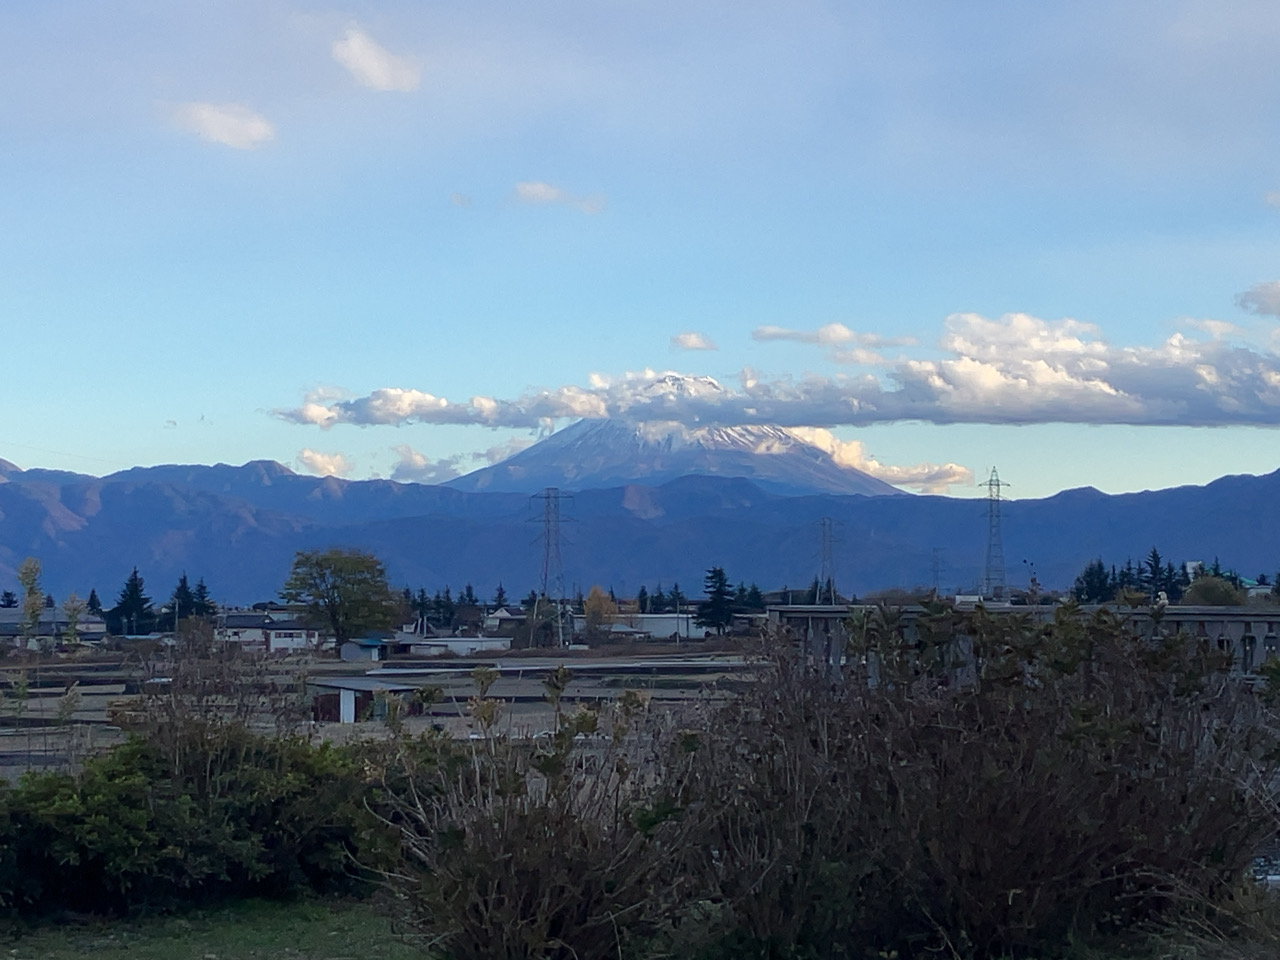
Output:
[817, 516, 841, 603]
[980, 468, 1010, 600]
[531, 487, 572, 646]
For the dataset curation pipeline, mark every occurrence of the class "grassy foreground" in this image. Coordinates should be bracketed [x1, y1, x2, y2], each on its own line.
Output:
[3, 897, 419, 960]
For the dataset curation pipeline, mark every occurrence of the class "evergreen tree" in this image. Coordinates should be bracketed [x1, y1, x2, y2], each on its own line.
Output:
[696, 567, 734, 635]
[746, 583, 765, 611]
[522, 589, 539, 609]
[668, 583, 686, 613]
[170, 573, 196, 621]
[437, 587, 455, 626]
[1142, 548, 1164, 598]
[1072, 559, 1112, 603]
[735, 582, 749, 607]
[651, 584, 668, 614]
[86, 588, 102, 615]
[492, 583, 508, 608]
[414, 588, 431, 621]
[0, 591, 15, 608]
[459, 583, 479, 607]
[1116, 560, 1137, 592]
[636, 585, 649, 614]
[192, 578, 216, 618]
[109, 567, 154, 636]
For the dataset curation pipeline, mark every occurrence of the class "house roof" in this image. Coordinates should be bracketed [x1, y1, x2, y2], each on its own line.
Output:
[309, 676, 419, 693]
[0, 607, 108, 636]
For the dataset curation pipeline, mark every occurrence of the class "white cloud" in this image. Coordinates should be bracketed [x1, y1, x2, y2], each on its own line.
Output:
[1237, 282, 1280, 318]
[752, 323, 915, 348]
[296, 448, 353, 477]
[388, 438, 532, 482]
[671, 332, 717, 351]
[514, 181, 606, 214]
[278, 313, 1280, 430]
[787, 428, 972, 494]
[479, 437, 533, 464]
[332, 25, 420, 92]
[173, 102, 274, 150]
[389, 444, 463, 483]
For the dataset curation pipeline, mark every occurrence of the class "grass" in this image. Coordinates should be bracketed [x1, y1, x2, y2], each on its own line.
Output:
[3, 897, 421, 960]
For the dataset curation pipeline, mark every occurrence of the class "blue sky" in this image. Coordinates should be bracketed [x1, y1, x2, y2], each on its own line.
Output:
[4, 1, 1280, 498]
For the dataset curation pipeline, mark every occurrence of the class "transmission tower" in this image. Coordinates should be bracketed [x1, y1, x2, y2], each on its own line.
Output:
[930, 547, 944, 596]
[817, 516, 842, 603]
[531, 487, 573, 646]
[980, 467, 1010, 600]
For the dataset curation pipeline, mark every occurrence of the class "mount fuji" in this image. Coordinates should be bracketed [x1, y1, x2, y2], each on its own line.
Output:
[446, 418, 904, 497]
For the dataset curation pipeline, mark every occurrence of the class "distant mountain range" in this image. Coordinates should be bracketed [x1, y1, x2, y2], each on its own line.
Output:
[2, 439, 1279, 605]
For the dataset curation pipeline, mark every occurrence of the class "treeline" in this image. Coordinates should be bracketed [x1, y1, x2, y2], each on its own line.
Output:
[1072, 547, 1273, 605]
[0, 559, 216, 638]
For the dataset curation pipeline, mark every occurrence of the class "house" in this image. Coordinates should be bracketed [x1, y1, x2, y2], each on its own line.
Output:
[0, 605, 108, 647]
[216, 611, 325, 653]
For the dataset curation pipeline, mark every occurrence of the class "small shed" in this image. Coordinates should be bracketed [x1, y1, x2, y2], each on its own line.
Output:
[340, 637, 388, 662]
[310, 676, 419, 723]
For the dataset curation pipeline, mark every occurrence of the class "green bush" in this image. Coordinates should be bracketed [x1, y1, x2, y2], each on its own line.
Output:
[0, 725, 393, 918]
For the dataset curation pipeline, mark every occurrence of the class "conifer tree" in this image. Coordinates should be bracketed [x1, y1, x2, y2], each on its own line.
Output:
[192, 578, 215, 618]
[109, 567, 154, 636]
[696, 567, 734, 634]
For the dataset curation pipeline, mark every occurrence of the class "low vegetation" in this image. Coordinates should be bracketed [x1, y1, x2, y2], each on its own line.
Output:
[4, 604, 1280, 958]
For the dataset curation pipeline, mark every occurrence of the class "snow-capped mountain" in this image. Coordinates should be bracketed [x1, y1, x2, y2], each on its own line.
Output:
[446, 418, 905, 496]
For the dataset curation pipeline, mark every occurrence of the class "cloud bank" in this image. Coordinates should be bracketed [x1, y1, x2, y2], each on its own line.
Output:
[787, 428, 973, 495]
[332, 26, 420, 92]
[296, 448, 352, 477]
[278, 312, 1280, 431]
[390, 444, 463, 483]
[174, 102, 274, 149]
[390, 437, 534, 484]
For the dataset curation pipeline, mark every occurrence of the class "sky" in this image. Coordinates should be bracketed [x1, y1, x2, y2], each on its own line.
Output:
[4, 0, 1280, 499]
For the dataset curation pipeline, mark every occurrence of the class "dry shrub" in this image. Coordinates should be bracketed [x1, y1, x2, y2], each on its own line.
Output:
[381, 607, 1280, 959]
[382, 667, 704, 960]
[675, 603, 1280, 958]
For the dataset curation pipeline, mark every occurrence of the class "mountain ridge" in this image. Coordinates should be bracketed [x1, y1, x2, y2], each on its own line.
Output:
[1, 456, 1279, 603]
